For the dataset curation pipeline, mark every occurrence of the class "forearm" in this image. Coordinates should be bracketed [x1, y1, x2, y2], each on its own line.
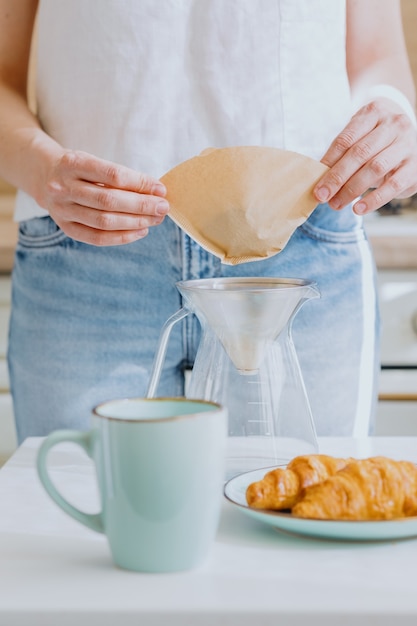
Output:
[0, 0, 58, 202]
[349, 55, 416, 121]
[346, 0, 416, 112]
[0, 81, 64, 204]
[350, 63, 416, 130]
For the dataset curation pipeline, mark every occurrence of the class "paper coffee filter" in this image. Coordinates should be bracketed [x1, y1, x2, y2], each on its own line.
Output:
[160, 146, 328, 265]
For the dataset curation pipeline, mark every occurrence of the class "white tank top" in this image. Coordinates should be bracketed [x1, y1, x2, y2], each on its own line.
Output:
[16, 0, 352, 220]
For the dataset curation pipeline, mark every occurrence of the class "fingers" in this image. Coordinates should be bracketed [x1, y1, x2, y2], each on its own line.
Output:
[318, 117, 397, 202]
[59, 150, 167, 196]
[319, 103, 381, 169]
[317, 139, 406, 210]
[352, 160, 415, 214]
[50, 192, 168, 245]
[58, 202, 166, 231]
[314, 100, 417, 214]
[55, 221, 151, 247]
[52, 181, 170, 219]
[43, 149, 170, 246]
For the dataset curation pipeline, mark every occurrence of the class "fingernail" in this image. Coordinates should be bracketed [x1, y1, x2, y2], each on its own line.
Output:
[315, 186, 330, 203]
[156, 200, 169, 215]
[354, 201, 367, 214]
[153, 182, 167, 196]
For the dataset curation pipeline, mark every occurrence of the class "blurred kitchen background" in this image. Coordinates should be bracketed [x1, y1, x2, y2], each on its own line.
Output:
[1, 1, 417, 463]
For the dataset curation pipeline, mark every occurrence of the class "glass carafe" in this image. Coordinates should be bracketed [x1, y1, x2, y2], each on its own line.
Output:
[147, 277, 320, 478]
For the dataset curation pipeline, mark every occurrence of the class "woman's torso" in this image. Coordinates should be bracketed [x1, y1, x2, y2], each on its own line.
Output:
[17, 0, 353, 220]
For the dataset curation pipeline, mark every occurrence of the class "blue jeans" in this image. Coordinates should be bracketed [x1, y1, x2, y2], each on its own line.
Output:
[8, 203, 379, 443]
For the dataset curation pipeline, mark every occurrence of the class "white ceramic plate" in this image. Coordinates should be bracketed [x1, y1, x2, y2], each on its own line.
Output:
[224, 467, 417, 542]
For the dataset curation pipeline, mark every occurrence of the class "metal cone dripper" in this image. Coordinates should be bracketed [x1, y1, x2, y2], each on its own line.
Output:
[177, 278, 317, 374]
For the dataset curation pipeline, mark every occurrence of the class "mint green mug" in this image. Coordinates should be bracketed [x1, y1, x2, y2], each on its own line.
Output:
[37, 397, 227, 572]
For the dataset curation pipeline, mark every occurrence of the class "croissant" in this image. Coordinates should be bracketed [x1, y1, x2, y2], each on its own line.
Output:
[246, 454, 352, 510]
[292, 456, 417, 520]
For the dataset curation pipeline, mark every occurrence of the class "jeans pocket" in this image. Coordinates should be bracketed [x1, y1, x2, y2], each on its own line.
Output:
[299, 204, 367, 245]
[299, 220, 367, 245]
[17, 216, 68, 248]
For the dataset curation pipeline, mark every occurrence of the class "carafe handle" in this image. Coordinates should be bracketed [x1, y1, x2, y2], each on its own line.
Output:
[146, 307, 190, 398]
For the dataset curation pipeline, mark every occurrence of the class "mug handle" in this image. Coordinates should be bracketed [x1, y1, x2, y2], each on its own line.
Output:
[36, 430, 104, 533]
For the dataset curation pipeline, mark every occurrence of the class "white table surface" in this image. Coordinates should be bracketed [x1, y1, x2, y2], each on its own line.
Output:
[1, 437, 417, 626]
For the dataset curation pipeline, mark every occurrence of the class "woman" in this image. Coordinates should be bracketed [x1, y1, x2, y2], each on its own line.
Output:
[1, 0, 416, 441]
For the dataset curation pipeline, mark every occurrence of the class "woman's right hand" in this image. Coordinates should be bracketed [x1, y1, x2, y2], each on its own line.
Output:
[37, 148, 169, 246]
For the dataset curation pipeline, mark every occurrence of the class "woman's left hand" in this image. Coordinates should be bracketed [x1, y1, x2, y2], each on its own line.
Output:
[314, 97, 417, 214]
